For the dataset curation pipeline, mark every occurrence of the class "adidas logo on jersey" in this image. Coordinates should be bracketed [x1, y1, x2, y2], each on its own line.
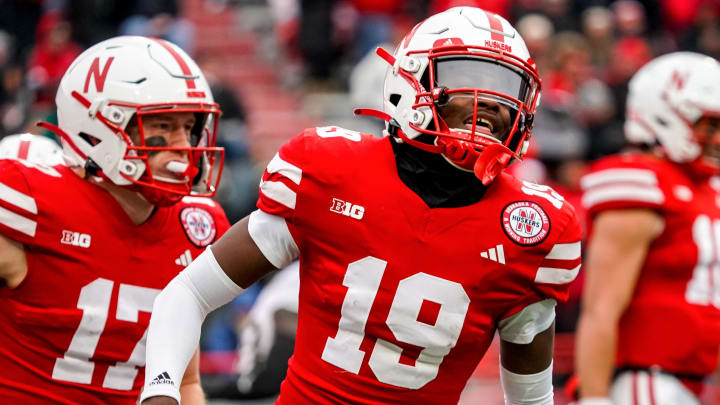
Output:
[329, 198, 364, 220]
[175, 249, 193, 267]
[60, 230, 91, 248]
[149, 371, 174, 387]
[480, 244, 505, 264]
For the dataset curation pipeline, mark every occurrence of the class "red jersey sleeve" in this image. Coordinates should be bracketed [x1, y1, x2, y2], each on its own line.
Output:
[499, 186, 584, 321]
[256, 130, 310, 221]
[531, 209, 583, 303]
[580, 155, 666, 217]
[0, 160, 39, 245]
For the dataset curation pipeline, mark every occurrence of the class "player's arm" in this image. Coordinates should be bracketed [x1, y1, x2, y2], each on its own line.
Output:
[498, 299, 557, 405]
[141, 213, 291, 405]
[575, 209, 663, 402]
[177, 348, 204, 404]
[0, 233, 27, 288]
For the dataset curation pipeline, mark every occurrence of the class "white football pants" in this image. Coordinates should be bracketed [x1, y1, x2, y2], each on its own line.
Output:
[610, 370, 700, 405]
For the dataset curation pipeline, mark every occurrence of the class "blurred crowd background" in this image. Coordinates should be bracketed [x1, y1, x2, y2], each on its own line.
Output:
[1, 0, 719, 403]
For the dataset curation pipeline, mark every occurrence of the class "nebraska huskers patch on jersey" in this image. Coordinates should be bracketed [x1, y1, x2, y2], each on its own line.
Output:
[179, 206, 217, 247]
[502, 201, 550, 246]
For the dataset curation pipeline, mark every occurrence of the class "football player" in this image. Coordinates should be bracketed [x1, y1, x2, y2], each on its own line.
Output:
[0, 36, 230, 404]
[141, 7, 582, 405]
[576, 52, 720, 405]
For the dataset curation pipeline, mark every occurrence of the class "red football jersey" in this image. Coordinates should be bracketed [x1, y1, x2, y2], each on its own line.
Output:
[0, 159, 230, 404]
[581, 153, 720, 378]
[256, 127, 583, 405]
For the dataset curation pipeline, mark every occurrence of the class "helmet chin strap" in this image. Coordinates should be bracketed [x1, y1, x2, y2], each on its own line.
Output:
[473, 142, 513, 185]
[137, 186, 184, 207]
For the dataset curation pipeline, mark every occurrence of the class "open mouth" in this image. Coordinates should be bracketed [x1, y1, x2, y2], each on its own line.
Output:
[464, 115, 498, 137]
[476, 117, 494, 132]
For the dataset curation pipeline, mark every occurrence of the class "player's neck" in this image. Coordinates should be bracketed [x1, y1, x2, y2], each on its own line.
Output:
[89, 178, 155, 225]
[390, 137, 487, 208]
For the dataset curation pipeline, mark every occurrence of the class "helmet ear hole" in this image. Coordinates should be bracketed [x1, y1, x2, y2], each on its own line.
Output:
[389, 94, 401, 107]
[79, 132, 102, 147]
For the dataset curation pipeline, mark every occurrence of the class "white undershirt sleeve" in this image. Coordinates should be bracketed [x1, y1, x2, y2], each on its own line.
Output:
[247, 209, 299, 268]
[498, 299, 556, 344]
[140, 247, 244, 404]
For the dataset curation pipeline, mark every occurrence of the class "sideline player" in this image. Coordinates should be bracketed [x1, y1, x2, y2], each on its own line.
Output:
[0, 133, 64, 165]
[0, 36, 229, 404]
[142, 7, 582, 405]
[576, 52, 720, 405]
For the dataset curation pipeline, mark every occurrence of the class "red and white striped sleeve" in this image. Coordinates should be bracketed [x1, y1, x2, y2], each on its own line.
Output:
[533, 212, 583, 303]
[256, 133, 307, 220]
[252, 132, 312, 268]
[0, 160, 38, 245]
[500, 206, 584, 322]
[580, 166, 664, 214]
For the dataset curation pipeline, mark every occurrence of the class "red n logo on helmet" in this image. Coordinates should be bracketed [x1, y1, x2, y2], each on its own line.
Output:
[670, 70, 687, 90]
[83, 57, 115, 93]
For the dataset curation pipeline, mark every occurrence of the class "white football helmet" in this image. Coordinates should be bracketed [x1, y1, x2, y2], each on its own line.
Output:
[374, 7, 541, 184]
[0, 133, 64, 166]
[625, 51, 720, 167]
[39, 35, 224, 205]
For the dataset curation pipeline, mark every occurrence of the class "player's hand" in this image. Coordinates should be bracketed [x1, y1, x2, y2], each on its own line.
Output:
[140, 396, 178, 405]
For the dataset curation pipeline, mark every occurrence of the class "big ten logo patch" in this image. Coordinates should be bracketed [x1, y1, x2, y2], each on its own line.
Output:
[330, 198, 365, 220]
[61, 230, 92, 248]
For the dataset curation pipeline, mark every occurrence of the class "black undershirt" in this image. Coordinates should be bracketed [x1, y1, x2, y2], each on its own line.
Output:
[389, 135, 488, 208]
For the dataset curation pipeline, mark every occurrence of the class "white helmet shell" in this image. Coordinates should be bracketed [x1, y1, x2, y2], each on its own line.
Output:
[383, 7, 539, 140]
[54, 35, 219, 187]
[625, 51, 720, 163]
